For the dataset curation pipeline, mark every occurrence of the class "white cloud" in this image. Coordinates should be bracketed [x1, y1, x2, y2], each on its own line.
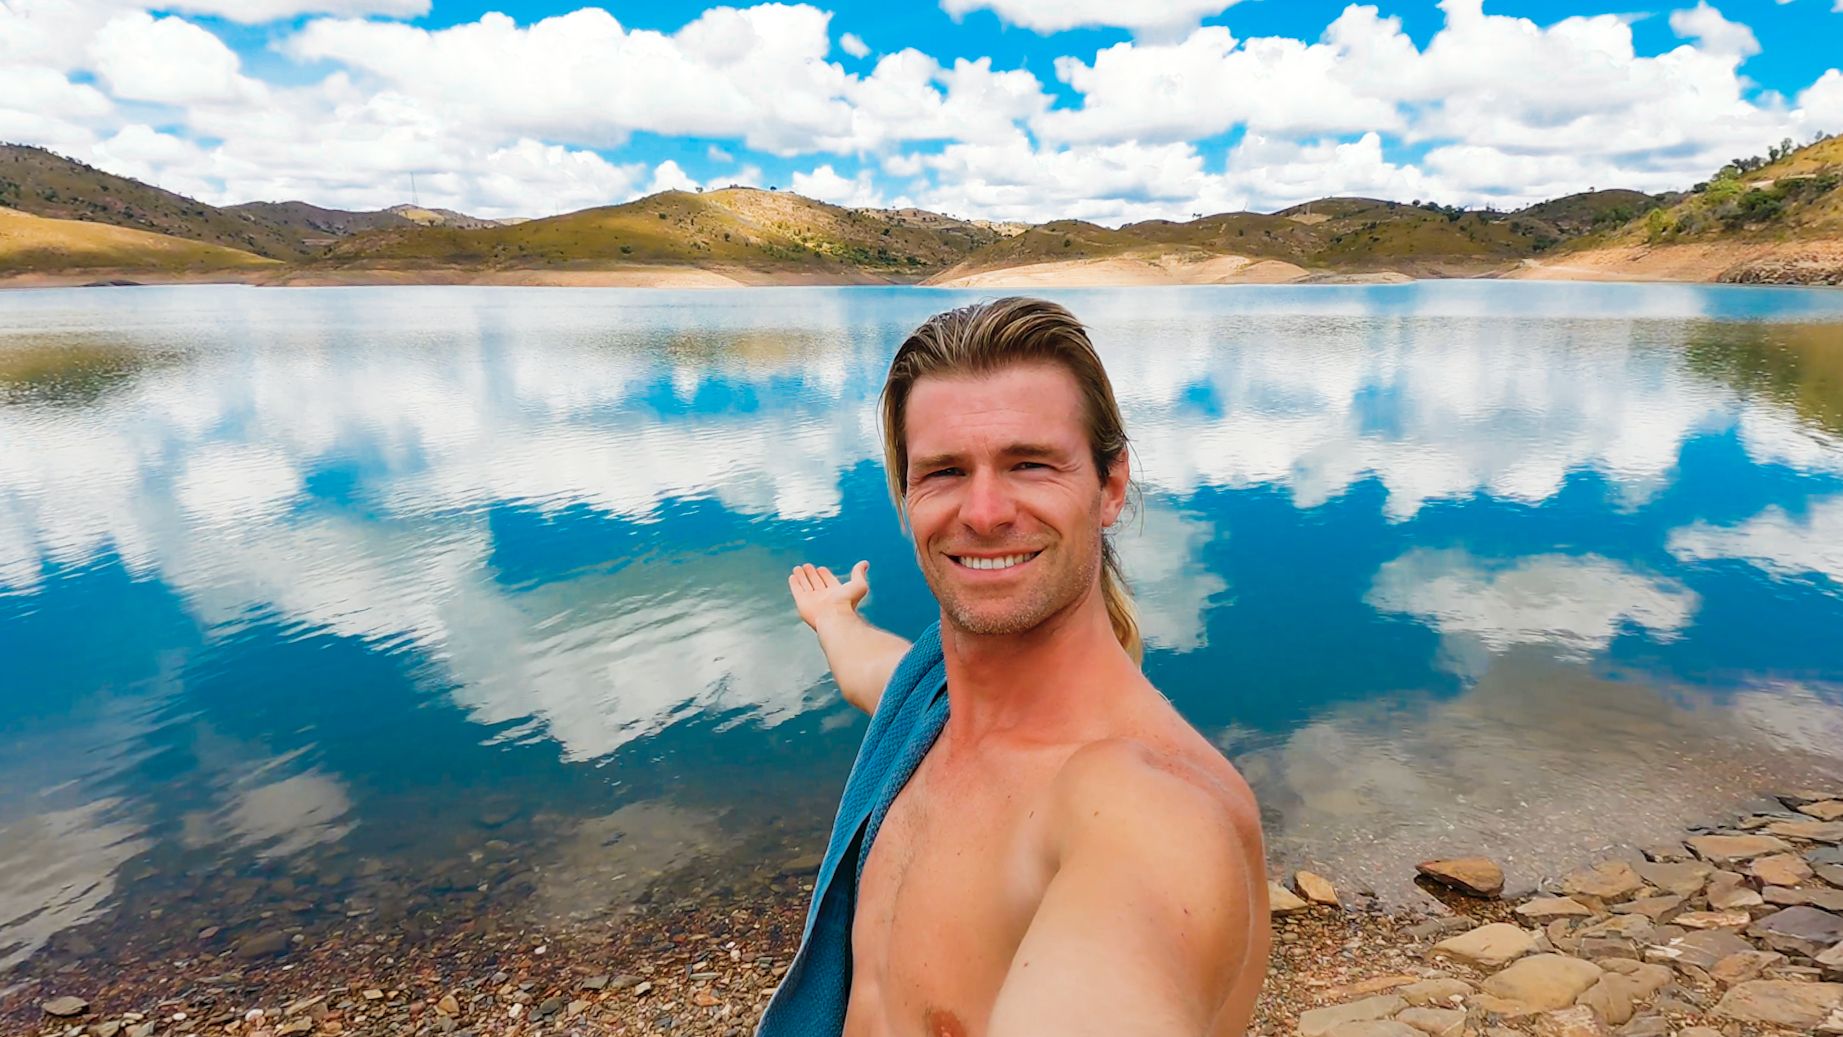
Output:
[171, 0, 430, 22]
[646, 159, 701, 194]
[839, 30, 869, 58]
[791, 163, 884, 207]
[1668, 496, 1843, 586]
[1037, 27, 1402, 144]
[1367, 549, 1698, 658]
[940, 0, 1242, 37]
[1668, 2, 1761, 59]
[88, 12, 261, 106]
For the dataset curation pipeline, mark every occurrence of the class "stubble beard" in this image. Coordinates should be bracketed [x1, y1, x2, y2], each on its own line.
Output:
[927, 533, 1103, 639]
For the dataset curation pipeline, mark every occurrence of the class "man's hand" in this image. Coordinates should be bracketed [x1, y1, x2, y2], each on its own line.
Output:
[788, 560, 871, 633]
[787, 559, 910, 716]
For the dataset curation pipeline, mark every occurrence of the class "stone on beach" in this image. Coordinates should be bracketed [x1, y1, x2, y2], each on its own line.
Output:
[1416, 857, 1504, 898]
[1685, 833, 1794, 862]
[1674, 910, 1752, 929]
[1532, 1004, 1610, 1037]
[1561, 860, 1643, 902]
[1611, 894, 1683, 921]
[41, 997, 89, 1018]
[1321, 1023, 1421, 1037]
[1764, 819, 1843, 843]
[1399, 978, 1474, 1007]
[1394, 1006, 1466, 1037]
[1646, 928, 1754, 970]
[1748, 905, 1843, 956]
[1517, 897, 1594, 920]
[1480, 954, 1604, 1011]
[1751, 852, 1816, 886]
[1297, 995, 1407, 1037]
[1295, 870, 1340, 907]
[1705, 870, 1763, 910]
[1432, 923, 1538, 969]
[1269, 881, 1309, 915]
[1709, 949, 1786, 986]
[1802, 801, 1843, 822]
[1713, 979, 1843, 1028]
[1632, 860, 1711, 897]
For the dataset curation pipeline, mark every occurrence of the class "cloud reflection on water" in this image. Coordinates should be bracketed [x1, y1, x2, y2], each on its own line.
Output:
[0, 284, 1841, 942]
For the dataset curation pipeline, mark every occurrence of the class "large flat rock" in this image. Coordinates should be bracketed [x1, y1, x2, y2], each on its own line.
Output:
[1432, 923, 1537, 970]
[1480, 954, 1604, 1011]
[1713, 980, 1843, 1028]
[1299, 995, 1408, 1037]
[1748, 905, 1843, 956]
[1686, 833, 1794, 862]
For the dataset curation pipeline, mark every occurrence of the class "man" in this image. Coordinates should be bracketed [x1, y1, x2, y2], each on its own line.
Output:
[760, 298, 1268, 1037]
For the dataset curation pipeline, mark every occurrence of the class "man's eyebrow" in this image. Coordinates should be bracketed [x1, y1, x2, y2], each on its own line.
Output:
[910, 444, 1069, 471]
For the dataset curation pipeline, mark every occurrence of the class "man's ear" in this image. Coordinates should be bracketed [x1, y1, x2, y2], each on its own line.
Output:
[1101, 450, 1129, 527]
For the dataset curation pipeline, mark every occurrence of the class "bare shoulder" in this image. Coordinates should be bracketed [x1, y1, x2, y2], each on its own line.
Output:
[1048, 736, 1263, 872]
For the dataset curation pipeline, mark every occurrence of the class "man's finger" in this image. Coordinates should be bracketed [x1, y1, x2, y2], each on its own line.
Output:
[816, 565, 839, 587]
[850, 560, 870, 585]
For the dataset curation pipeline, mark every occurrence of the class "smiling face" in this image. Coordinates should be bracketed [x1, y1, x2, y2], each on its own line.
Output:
[902, 362, 1128, 639]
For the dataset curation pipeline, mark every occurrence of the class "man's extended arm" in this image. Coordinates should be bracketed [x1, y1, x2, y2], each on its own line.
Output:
[788, 561, 912, 715]
[986, 741, 1267, 1036]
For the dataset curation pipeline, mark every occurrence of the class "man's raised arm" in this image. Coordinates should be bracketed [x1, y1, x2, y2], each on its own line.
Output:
[788, 561, 912, 715]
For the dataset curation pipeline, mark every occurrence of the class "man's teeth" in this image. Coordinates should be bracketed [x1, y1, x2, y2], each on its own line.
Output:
[958, 553, 1033, 570]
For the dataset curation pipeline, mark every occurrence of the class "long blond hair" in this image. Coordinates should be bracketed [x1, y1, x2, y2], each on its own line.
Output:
[879, 297, 1143, 665]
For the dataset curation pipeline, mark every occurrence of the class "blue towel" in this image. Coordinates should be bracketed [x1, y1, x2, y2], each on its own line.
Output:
[755, 622, 951, 1036]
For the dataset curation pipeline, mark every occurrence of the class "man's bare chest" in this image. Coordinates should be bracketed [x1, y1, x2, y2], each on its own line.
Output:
[848, 750, 1060, 1032]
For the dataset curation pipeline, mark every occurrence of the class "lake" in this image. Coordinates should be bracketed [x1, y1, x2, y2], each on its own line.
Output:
[4, 281, 1843, 972]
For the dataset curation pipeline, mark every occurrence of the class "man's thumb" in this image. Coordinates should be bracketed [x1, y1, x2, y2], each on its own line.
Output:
[852, 559, 870, 584]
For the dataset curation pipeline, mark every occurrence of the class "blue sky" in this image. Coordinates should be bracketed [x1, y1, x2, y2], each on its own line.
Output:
[3, 0, 1841, 222]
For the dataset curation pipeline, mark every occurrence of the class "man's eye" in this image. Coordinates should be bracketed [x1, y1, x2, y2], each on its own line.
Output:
[925, 468, 962, 480]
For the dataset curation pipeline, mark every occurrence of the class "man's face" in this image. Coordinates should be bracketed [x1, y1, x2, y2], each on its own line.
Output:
[902, 362, 1128, 639]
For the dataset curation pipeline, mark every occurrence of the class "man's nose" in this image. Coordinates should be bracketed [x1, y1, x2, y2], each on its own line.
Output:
[958, 467, 1017, 534]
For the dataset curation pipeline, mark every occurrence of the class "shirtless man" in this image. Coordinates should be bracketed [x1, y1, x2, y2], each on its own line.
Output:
[763, 298, 1268, 1037]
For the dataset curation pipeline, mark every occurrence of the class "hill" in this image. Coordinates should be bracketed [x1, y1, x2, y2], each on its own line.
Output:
[0, 205, 278, 283]
[1519, 136, 1843, 285]
[926, 194, 1610, 285]
[224, 201, 414, 246]
[386, 204, 505, 230]
[1, 144, 307, 259]
[289, 187, 1009, 284]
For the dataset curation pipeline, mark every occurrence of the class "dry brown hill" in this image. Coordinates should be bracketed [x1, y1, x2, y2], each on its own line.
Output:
[1, 144, 307, 259]
[0, 205, 278, 283]
[297, 188, 1007, 282]
[224, 201, 414, 246]
[1519, 136, 1843, 285]
[927, 196, 1580, 285]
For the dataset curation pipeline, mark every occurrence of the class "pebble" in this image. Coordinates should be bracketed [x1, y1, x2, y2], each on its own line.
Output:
[1750, 853, 1815, 887]
[1517, 897, 1593, 920]
[1561, 861, 1642, 902]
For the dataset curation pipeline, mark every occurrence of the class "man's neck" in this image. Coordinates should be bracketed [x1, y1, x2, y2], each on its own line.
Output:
[937, 586, 1140, 750]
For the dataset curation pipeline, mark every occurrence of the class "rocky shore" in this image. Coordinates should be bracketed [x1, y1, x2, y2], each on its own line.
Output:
[7, 787, 1843, 1037]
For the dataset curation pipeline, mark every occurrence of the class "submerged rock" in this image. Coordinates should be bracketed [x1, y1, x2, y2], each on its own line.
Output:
[1685, 834, 1793, 863]
[41, 996, 89, 1018]
[1416, 857, 1505, 898]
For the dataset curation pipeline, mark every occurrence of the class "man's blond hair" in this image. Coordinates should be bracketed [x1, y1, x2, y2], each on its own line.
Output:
[879, 297, 1143, 665]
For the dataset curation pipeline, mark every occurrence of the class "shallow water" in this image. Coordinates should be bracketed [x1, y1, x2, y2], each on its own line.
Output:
[3, 282, 1843, 966]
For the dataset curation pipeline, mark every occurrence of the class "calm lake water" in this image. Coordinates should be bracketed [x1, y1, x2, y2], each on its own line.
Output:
[4, 282, 1843, 969]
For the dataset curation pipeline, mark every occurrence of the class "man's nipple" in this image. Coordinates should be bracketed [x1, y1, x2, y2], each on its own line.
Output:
[923, 1007, 968, 1037]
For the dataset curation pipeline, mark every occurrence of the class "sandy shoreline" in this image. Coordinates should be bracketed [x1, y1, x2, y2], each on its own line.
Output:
[5, 249, 1842, 291]
[7, 783, 1842, 1037]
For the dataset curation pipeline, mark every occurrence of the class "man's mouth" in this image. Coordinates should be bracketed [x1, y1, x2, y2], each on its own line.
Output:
[949, 550, 1041, 572]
